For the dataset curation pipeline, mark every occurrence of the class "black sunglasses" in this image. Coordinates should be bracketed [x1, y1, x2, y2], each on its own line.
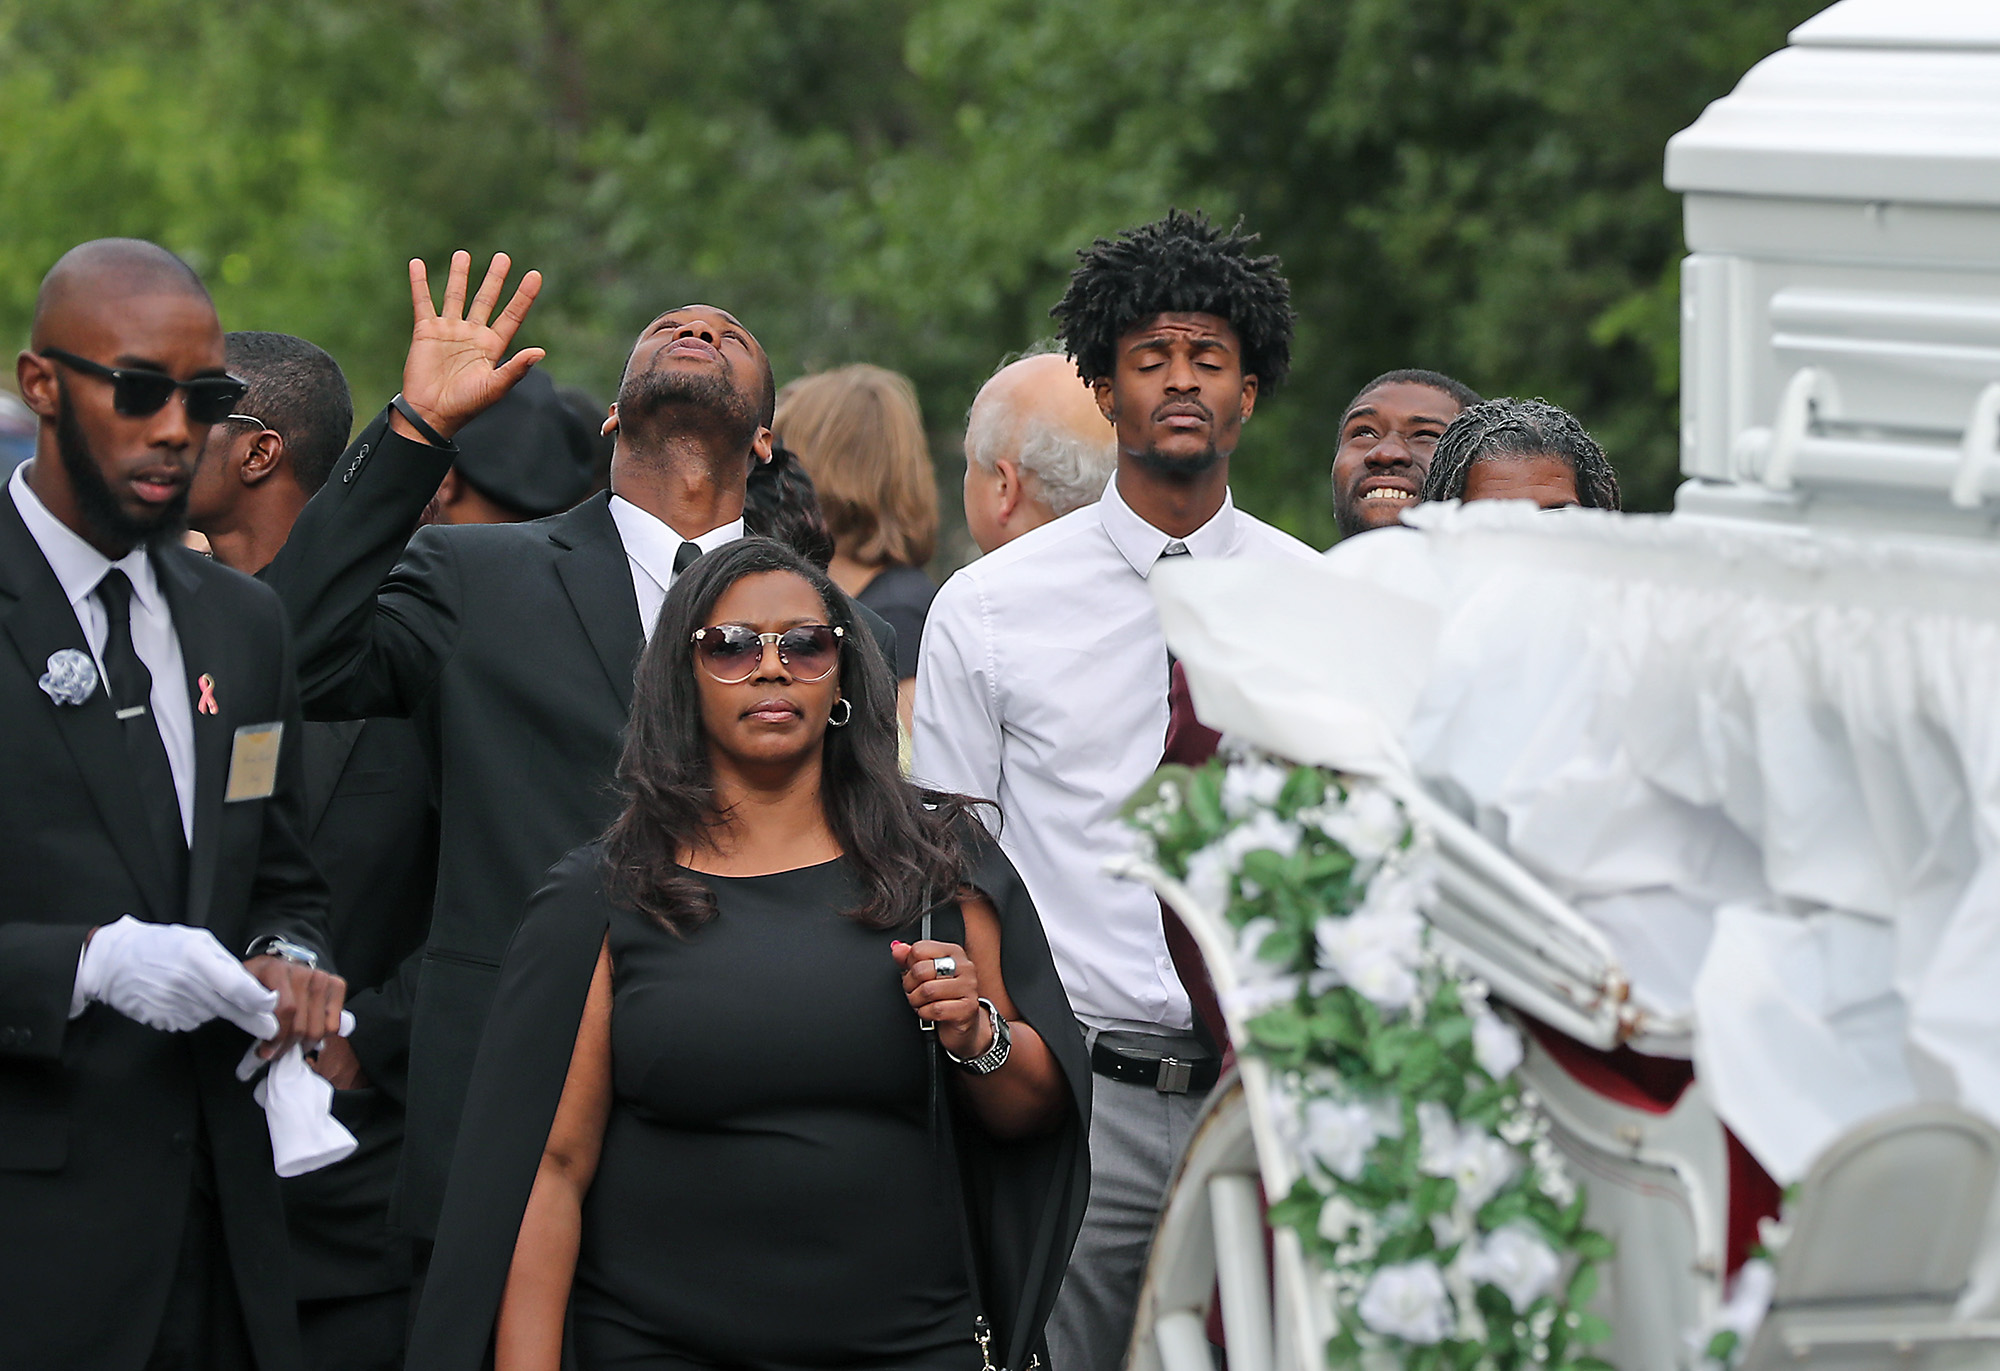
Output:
[40, 349, 249, 425]
[691, 623, 844, 683]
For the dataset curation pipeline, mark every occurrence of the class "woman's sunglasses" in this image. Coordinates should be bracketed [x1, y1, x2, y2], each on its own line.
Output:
[691, 623, 844, 684]
[40, 349, 250, 425]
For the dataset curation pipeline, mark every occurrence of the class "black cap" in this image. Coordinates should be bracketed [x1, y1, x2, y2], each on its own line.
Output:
[451, 370, 597, 517]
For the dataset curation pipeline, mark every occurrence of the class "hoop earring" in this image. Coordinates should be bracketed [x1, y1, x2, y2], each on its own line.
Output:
[828, 698, 852, 728]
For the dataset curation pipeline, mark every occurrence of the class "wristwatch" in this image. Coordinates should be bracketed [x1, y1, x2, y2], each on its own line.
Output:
[244, 935, 320, 970]
[944, 998, 1012, 1075]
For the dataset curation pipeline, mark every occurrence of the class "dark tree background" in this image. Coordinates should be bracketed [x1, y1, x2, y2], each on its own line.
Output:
[0, 0, 1824, 555]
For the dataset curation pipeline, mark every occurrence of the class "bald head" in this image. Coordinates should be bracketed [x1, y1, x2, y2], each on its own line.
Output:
[32, 239, 212, 349]
[961, 351, 1115, 552]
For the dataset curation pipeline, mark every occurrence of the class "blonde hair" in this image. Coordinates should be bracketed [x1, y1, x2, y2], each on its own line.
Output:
[772, 364, 938, 568]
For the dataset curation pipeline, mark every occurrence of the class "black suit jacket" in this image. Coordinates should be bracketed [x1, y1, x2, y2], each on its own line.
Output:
[0, 490, 331, 1371]
[267, 408, 898, 1238]
[279, 714, 437, 1300]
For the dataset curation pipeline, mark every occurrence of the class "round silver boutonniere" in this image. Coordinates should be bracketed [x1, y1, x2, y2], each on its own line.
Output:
[39, 648, 99, 707]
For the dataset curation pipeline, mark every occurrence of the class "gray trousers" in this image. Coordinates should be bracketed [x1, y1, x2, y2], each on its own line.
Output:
[1044, 1031, 1211, 1371]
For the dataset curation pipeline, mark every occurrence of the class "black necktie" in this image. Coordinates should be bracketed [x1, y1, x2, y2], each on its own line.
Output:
[673, 540, 703, 577]
[96, 569, 189, 903]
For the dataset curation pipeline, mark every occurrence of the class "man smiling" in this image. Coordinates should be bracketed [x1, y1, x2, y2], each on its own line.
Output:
[915, 211, 1316, 1370]
[1330, 368, 1481, 540]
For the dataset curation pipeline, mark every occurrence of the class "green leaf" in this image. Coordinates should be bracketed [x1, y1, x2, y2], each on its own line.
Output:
[1705, 1330, 1740, 1361]
[1574, 1313, 1611, 1345]
[1573, 1230, 1614, 1262]
[1566, 1260, 1598, 1308]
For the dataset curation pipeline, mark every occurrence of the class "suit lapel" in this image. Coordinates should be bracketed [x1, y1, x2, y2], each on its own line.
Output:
[550, 494, 643, 714]
[154, 548, 231, 928]
[0, 494, 174, 917]
[302, 719, 365, 837]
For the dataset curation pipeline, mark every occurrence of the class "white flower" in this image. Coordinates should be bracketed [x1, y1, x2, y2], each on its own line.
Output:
[1222, 758, 1290, 819]
[1357, 1260, 1454, 1344]
[1471, 1006, 1526, 1080]
[1417, 1104, 1519, 1212]
[1225, 809, 1304, 866]
[1316, 906, 1424, 1012]
[1318, 782, 1407, 864]
[1417, 1101, 1462, 1175]
[1463, 1224, 1563, 1312]
[1183, 841, 1233, 915]
[1317, 1192, 1367, 1244]
[1303, 1098, 1386, 1181]
[1530, 1137, 1576, 1207]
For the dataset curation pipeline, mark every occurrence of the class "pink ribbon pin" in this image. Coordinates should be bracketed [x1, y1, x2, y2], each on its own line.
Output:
[196, 673, 219, 715]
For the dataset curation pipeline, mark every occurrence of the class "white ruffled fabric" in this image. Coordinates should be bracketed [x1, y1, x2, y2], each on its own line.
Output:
[1153, 501, 2000, 1183]
[236, 1010, 359, 1178]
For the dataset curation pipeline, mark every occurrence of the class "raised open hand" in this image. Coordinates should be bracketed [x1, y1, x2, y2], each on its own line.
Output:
[395, 251, 545, 443]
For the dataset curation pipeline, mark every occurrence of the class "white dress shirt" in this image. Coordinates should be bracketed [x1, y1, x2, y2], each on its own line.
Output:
[10, 462, 195, 842]
[914, 475, 1317, 1034]
[607, 496, 745, 641]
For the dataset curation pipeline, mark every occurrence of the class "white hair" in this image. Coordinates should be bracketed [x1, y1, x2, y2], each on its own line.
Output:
[964, 345, 1116, 516]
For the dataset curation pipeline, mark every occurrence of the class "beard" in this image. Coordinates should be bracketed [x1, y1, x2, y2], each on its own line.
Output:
[616, 365, 761, 458]
[1128, 441, 1225, 481]
[56, 384, 187, 549]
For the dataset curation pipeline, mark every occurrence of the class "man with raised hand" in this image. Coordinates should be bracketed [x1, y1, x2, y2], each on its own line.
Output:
[915, 211, 1318, 1370]
[267, 253, 893, 1265]
[2, 239, 339, 1370]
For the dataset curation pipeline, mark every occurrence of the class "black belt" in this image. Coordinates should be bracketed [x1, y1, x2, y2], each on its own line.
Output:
[1090, 1040, 1221, 1095]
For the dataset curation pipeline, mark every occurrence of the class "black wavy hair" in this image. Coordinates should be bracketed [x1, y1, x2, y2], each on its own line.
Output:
[743, 437, 835, 569]
[603, 537, 981, 934]
[1420, 397, 1622, 510]
[1050, 209, 1295, 391]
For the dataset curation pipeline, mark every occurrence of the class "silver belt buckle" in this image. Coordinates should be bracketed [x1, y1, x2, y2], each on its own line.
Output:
[1155, 1056, 1192, 1094]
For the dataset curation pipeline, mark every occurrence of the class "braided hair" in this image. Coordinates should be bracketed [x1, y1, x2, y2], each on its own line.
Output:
[1421, 397, 1621, 510]
[1051, 209, 1295, 391]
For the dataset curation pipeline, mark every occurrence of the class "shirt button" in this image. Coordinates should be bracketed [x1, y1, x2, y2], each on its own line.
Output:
[170, 1131, 193, 1154]
[0, 1027, 16, 1046]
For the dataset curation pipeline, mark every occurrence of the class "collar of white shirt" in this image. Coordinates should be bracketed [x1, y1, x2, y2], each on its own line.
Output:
[608, 497, 745, 590]
[9, 460, 165, 622]
[1094, 471, 1241, 578]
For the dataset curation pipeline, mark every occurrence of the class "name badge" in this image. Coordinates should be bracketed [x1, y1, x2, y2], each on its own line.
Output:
[225, 723, 284, 803]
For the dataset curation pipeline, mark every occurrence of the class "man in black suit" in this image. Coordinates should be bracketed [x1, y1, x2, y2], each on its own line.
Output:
[0, 239, 344, 1370]
[190, 330, 437, 1371]
[267, 253, 890, 1251]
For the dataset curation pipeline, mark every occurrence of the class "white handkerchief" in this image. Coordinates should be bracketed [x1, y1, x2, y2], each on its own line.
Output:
[236, 1010, 359, 1177]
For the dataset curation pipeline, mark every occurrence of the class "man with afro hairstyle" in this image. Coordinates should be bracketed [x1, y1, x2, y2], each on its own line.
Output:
[915, 210, 1317, 1370]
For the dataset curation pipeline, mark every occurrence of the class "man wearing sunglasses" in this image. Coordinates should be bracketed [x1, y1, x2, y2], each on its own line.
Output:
[915, 211, 1320, 1371]
[1, 238, 340, 1370]
[263, 252, 895, 1280]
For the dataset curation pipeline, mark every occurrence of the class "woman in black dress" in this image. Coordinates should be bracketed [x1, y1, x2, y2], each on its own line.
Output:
[408, 538, 1089, 1371]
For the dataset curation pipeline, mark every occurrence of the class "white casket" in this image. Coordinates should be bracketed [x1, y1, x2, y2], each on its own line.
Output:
[1666, 0, 2000, 539]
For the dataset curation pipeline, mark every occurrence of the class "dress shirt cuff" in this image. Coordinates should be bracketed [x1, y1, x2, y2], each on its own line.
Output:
[69, 944, 88, 1020]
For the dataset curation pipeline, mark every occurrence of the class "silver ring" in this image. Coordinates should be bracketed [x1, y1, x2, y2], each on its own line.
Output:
[932, 955, 958, 980]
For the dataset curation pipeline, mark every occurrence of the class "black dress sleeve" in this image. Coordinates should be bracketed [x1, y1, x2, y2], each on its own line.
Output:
[405, 845, 612, 1371]
[952, 830, 1093, 1371]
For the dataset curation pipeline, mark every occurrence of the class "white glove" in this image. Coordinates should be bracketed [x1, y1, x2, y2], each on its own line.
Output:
[70, 915, 281, 1040]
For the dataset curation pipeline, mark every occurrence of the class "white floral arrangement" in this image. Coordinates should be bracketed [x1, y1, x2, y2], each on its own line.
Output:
[1128, 748, 1614, 1370]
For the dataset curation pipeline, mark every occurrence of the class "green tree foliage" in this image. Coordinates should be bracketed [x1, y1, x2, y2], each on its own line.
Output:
[0, 0, 1822, 548]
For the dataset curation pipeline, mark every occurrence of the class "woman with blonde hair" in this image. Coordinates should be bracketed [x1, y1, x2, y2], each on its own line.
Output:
[773, 364, 939, 731]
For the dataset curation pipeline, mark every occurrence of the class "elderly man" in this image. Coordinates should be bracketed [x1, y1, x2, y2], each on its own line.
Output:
[1330, 367, 1481, 540]
[917, 211, 1319, 1371]
[266, 253, 893, 1263]
[961, 348, 1116, 553]
[2, 240, 340, 1370]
